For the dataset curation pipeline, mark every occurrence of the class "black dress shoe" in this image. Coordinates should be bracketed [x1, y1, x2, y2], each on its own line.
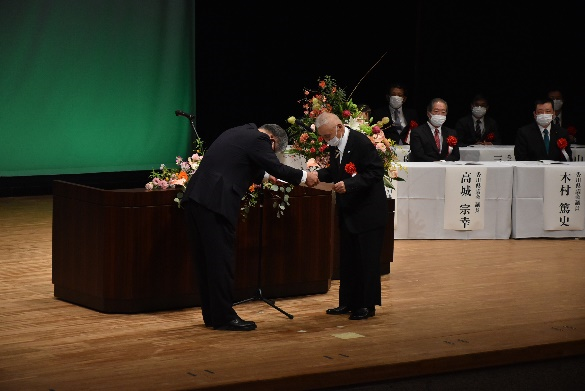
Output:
[348, 307, 375, 320]
[214, 318, 257, 331]
[326, 306, 351, 315]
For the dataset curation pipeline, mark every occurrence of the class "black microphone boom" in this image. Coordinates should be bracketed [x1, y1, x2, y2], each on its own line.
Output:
[175, 109, 201, 141]
[175, 110, 195, 119]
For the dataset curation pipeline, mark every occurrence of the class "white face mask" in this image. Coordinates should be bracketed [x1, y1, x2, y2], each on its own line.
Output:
[327, 136, 340, 147]
[389, 95, 404, 109]
[553, 99, 564, 111]
[326, 126, 341, 147]
[429, 114, 446, 127]
[472, 106, 487, 118]
[536, 113, 553, 127]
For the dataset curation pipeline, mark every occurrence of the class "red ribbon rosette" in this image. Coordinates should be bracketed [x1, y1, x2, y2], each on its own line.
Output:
[486, 132, 495, 142]
[447, 135, 458, 147]
[567, 126, 577, 136]
[345, 162, 357, 176]
[557, 138, 570, 161]
[409, 120, 418, 129]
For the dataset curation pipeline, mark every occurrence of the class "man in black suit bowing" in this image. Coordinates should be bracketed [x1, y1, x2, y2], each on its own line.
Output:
[315, 112, 388, 320]
[409, 98, 460, 162]
[182, 123, 319, 331]
[514, 98, 572, 161]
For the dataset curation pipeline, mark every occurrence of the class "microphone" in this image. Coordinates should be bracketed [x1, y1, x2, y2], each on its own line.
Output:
[175, 110, 194, 119]
[295, 119, 313, 133]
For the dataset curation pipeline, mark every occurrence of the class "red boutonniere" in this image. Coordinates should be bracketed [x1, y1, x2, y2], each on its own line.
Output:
[557, 138, 570, 161]
[409, 120, 418, 129]
[345, 162, 357, 176]
[447, 135, 458, 147]
[486, 132, 495, 142]
[567, 125, 577, 136]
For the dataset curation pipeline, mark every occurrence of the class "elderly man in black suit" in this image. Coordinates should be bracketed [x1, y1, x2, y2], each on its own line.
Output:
[409, 98, 460, 162]
[455, 94, 501, 147]
[315, 112, 388, 321]
[514, 98, 573, 161]
[182, 123, 319, 331]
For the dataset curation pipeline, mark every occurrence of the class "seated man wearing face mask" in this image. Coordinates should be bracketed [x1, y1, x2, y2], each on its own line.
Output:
[409, 98, 460, 162]
[547, 87, 579, 144]
[454, 94, 502, 147]
[371, 82, 419, 145]
[514, 98, 572, 161]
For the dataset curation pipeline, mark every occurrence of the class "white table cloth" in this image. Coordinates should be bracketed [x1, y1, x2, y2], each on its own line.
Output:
[394, 162, 513, 239]
[459, 145, 516, 162]
[571, 145, 585, 162]
[457, 145, 584, 162]
[511, 161, 585, 238]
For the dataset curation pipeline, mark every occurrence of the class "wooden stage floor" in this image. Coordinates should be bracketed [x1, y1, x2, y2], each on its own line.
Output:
[1, 196, 585, 390]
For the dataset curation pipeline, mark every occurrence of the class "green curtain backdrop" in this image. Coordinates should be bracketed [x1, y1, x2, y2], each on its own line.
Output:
[0, 0, 195, 176]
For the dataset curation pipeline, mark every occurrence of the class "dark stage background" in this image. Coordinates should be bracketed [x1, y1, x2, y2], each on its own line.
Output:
[1, 1, 582, 196]
[195, 2, 583, 147]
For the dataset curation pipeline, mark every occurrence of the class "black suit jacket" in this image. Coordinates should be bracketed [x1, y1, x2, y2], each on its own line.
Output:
[371, 105, 419, 145]
[409, 123, 461, 162]
[317, 128, 388, 234]
[182, 123, 304, 227]
[455, 114, 501, 146]
[514, 122, 573, 161]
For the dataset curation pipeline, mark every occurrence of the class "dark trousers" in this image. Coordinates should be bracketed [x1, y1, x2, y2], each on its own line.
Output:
[183, 201, 238, 327]
[338, 215, 384, 310]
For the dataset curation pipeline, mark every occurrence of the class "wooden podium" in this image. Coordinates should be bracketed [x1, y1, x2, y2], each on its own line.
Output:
[52, 181, 334, 313]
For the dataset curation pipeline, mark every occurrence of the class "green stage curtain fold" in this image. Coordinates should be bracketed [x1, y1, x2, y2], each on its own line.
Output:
[0, 0, 195, 176]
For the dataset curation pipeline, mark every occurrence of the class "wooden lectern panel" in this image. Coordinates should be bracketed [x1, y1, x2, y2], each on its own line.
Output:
[52, 181, 335, 313]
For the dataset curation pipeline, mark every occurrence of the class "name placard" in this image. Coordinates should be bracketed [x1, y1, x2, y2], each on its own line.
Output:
[444, 166, 487, 230]
[543, 166, 584, 230]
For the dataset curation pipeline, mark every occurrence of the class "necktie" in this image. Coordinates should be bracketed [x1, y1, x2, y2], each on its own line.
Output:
[434, 128, 441, 151]
[554, 117, 560, 126]
[394, 109, 403, 132]
[475, 119, 482, 139]
[543, 129, 550, 154]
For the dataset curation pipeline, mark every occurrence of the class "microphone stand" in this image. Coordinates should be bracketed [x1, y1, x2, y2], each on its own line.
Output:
[175, 110, 201, 140]
[234, 186, 294, 319]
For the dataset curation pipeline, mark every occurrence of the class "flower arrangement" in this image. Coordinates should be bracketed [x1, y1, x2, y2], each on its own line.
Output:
[145, 138, 293, 219]
[285, 75, 406, 190]
[241, 181, 294, 220]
